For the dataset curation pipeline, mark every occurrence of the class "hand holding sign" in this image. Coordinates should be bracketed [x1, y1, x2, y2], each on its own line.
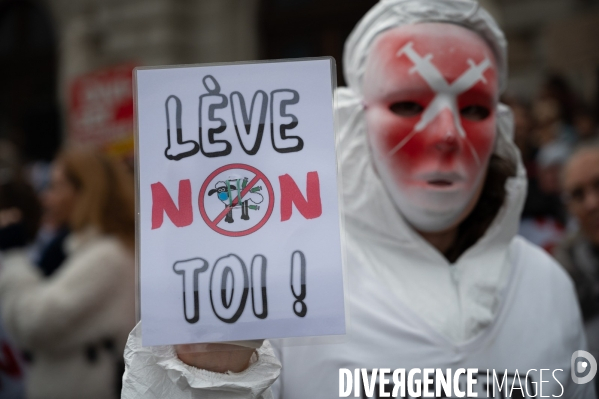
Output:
[135, 58, 345, 347]
[175, 340, 259, 373]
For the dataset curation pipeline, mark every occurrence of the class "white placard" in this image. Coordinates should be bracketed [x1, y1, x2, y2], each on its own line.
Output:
[135, 58, 345, 346]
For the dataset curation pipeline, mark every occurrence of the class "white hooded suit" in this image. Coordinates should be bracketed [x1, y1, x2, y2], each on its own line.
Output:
[121, 1, 594, 398]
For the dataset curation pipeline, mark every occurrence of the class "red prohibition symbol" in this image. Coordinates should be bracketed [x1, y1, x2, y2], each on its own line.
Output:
[199, 163, 275, 237]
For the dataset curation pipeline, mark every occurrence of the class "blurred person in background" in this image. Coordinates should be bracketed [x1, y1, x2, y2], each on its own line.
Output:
[519, 141, 569, 252]
[530, 74, 584, 152]
[0, 142, 42, 253]
[574, 106, 599, 144]
[0, 140, 42, 399]
[532, 97, 577, 148]
[33, 165, 73, 277]
[0, 147, 136, 399]
[509, 100, 536, 171]
[556, 145, 599, 351]
[541, 74, 579, 128]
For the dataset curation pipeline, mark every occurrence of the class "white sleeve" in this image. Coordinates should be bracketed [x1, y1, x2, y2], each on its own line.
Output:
[121, 322, 281, 399]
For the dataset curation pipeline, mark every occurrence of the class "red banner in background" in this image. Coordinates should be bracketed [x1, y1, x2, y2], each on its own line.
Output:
[68, 63, 136, 157]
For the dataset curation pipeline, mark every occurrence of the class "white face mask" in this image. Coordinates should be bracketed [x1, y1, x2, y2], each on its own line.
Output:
[362, 23, 499, 232]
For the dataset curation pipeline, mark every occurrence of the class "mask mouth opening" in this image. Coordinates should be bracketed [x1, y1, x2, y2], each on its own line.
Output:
[419, 172, 465, 188]
[427, 180, 453, 187]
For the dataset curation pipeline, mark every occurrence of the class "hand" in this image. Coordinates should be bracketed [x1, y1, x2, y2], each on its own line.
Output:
[176, 342, 257, 373]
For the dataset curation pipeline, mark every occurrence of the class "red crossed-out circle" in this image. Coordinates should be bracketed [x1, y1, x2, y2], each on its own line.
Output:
[199, 163, 274, 237]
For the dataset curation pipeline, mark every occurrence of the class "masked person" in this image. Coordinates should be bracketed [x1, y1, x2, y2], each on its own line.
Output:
[122, 1, 592, 398]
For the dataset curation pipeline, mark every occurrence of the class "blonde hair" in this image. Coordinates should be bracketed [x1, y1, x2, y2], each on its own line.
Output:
[57, 147, 135, 248]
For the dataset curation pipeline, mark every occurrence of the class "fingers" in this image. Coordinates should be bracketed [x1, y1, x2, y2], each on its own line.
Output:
[175, 344, 256, 373]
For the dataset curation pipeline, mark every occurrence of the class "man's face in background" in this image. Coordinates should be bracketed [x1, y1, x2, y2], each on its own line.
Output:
[564, 148, 599, 245]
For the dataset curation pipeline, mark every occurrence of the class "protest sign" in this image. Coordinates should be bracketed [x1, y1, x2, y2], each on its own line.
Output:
[135, 58, 345, 346]
[69, 63, 135, 156]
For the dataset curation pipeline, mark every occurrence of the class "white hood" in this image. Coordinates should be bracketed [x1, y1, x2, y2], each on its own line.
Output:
[336, 0, 528, 343]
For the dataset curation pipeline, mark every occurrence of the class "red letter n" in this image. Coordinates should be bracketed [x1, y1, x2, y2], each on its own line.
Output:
[151, 180, 193, 229]
[279, 172, 322, 221]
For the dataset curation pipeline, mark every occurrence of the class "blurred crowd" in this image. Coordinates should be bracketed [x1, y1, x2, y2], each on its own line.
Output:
[506, 74, 599, 356]
[0, 70, 598, 398]
[509, 76, 592, 249]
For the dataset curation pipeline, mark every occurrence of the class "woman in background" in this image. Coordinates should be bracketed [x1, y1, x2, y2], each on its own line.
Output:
[0, 147, 136, 399]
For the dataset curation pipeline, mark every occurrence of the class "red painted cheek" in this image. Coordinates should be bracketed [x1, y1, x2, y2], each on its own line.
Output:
[380, 126, 430, 177]
[366, 112, 426, 178]
[455, 83, 497, 165]
[368, 108, 419, 152]
[462, 116, 496, 163]
[391, 130, 428, 165]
